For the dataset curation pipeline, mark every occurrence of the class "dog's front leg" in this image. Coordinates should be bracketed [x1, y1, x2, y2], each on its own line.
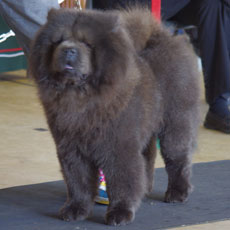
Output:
[103, 144, 146, 226]
[57, 146, 99, 221]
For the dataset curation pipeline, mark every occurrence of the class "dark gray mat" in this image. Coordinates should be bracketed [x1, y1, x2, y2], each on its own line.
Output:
[1, 161, 230, 230]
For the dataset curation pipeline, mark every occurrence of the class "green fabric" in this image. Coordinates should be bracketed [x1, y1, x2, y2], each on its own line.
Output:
[157, 138, 160, 149]
[0, 15, 27, 73]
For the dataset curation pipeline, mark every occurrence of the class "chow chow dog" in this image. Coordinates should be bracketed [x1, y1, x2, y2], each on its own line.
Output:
[29, 7, 200, 226]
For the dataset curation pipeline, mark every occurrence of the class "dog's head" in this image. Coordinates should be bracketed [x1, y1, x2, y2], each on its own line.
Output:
[29, 8, 135, 93]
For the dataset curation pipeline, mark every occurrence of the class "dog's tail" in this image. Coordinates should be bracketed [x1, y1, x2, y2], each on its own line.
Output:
[121, 7, 164, 52]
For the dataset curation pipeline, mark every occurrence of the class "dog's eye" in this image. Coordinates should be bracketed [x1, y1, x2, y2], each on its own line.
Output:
[81, 40, 93, 49]
[51, 36, 64, 46]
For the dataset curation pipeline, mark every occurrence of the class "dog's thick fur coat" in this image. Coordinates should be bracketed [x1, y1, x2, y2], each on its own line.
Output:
[30, 8, 200, 226]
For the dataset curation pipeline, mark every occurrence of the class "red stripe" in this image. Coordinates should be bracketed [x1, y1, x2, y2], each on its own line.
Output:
[0, 48, 23, 53]
[152, 0, 161, 21]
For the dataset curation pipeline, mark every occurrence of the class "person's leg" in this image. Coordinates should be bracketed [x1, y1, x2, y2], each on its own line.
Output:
[169, 0, 230, 133]
[0, 0, 59, 56]
[194, 0, 230, 133]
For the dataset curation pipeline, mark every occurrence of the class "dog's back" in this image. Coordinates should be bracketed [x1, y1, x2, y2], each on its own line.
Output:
[122, 7, 200, 128]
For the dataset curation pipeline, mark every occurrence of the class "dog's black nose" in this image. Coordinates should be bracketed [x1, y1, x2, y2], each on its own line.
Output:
[65, 48, 78, 61]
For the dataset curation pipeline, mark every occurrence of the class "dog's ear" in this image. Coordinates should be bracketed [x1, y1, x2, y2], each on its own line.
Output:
[47, 8, 59, 21]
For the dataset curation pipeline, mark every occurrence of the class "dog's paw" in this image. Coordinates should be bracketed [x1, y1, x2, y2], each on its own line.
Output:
[105, 208, 134, 226]
[164, 188, 190, 203]
[59, 201, 90, 221]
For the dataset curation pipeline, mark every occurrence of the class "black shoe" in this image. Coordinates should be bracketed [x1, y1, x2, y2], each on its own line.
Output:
[204, 93, 230, 134]
[204, 110, 230, 134]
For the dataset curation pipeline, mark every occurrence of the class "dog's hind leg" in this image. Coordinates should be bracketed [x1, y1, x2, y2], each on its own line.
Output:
[142, 135, 157, 194]
[159, 114, 197, 203]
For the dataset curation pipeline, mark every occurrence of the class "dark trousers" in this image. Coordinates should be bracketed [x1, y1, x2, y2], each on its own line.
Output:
[93, 0, 151, 9]
[94, 0, 230, 104]
[166, 0, 230, 104]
